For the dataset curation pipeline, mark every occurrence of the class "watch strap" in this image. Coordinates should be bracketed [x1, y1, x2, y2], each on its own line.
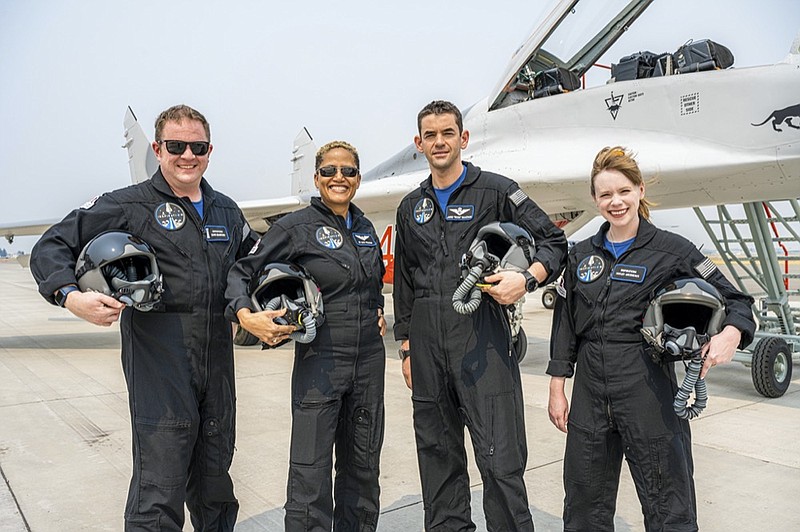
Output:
[55, 285, 79, 307]
[522, 270, 538, 293]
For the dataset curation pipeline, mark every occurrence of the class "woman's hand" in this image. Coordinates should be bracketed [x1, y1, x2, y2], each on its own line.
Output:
[236, 307, 296, 346]
[700, 325, 742, 379]
[548, 376, 570, 433]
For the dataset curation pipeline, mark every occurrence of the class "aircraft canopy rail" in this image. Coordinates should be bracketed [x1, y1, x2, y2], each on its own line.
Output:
[694, 199, 800, 398]
[489, 0, 654, 110]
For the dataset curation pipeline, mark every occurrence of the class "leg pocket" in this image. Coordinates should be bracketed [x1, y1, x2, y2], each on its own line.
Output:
[136, 419, 193, 489]
[201, 417, 226, 477]
[290, 400, 338, 466]
[563, 421, 595, 486]
[487, 391, 524, 477]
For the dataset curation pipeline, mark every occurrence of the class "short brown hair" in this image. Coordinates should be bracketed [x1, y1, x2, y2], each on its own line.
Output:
[315, 141, 360, 171]
[417, 100, 463, 134]
[154, 104, 210, 142]
[590, 146, 653, 220]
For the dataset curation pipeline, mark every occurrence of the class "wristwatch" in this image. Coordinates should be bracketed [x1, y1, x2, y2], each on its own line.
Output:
[55, 285, 79, 307]
[398, 347, 411, 361]
[521, 270, 538, 293]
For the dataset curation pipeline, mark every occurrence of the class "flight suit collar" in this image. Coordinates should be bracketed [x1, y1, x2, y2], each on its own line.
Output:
[309, 196, 366, 226]
[419, 161, 481, 195]
[150, 168, 217, 204]
[590, 216, 658, 253]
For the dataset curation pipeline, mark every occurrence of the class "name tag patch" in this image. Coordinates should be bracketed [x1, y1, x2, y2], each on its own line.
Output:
[610, 263, 647, 283]
[445, 205, 475, 221]
[352, 232, 377, 247]
[204, 225, 230, 242]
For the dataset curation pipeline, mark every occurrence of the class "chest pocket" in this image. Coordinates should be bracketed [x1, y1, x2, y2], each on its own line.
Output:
[457, 207, 495, 248]
[353, 232, 383, 280]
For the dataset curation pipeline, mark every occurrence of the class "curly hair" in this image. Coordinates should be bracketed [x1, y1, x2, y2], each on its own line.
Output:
[315, 140, 360, 171]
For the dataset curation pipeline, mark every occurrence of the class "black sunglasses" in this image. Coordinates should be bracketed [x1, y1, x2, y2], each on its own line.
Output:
[317, 165, 359, 178]
[161, 140, 210, 156]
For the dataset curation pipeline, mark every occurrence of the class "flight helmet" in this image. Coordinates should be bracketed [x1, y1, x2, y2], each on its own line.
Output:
[462, 221, 535, 274]
[249, 263, 324, 345]
[641, 277, 727, 361]
[75, 231, 162, 311]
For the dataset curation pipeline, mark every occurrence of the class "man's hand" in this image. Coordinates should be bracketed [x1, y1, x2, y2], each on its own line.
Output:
[484, 263, 546, 305]
[64, 291, 126, 327]
[236, 307, 296, 346]
[400, 339, 412, 390]
[700, 325, 742, 379]
[377, 309, 387, 337]
[548, 376, 570, 433]
[483, 270, 527, 305]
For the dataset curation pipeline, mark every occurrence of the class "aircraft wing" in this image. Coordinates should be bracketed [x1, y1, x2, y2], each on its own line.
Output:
[237, 196, 306, 233]
[0, 219, 60, 244]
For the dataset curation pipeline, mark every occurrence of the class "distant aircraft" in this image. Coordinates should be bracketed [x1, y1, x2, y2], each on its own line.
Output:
[3, 0, 799, 289]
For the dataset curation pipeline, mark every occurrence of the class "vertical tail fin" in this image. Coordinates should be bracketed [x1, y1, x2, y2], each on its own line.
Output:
[290, 127, 316, 197]
[123, 107, 159, 184]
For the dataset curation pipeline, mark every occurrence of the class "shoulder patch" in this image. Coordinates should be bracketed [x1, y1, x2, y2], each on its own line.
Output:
[577, 255, 605, 283]
[154, 202, 186, 231]
[509, 188, 528, 207]
[316, 226, 344, 249]
[413, 198, 435, 224]
[694, 257, 717, 279]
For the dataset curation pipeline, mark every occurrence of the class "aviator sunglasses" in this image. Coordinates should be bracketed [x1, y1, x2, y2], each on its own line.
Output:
[317, 165, 359, 178]
[161, 140, 210, 156]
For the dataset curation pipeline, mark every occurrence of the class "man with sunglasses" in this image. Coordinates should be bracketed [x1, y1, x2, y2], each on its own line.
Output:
[393, 100, 567, 531]
[30, 104, 267, 531]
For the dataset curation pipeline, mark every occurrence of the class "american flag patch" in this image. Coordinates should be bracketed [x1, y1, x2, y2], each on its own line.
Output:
[248, 237, 262, 255]
[509, 188, 528, 206]
[694, 257, 717, 279]
[556, 276, 567, 298]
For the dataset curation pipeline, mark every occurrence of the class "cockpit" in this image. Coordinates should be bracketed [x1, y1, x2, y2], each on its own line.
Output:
[489, 0, 733, 111]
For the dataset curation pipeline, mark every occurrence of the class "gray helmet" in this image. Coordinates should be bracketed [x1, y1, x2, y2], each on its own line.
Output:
[641, 277, 726, 361]
[75, 231, 162, 311]
[250, 263, 324, 345]
[463, 221, 535, 273]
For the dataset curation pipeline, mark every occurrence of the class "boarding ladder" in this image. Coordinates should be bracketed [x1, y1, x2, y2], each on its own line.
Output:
[693, 199, 800, 397]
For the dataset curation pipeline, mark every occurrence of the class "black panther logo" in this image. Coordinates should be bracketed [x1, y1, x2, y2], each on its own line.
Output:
[751, 104, 800, 132]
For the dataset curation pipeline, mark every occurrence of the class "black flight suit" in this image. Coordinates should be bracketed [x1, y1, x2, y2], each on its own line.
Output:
[393, 162, 567, 531]
[31, 169, 257, 531]
[226, 197, 386, 532]
[547, 219, 755, 532]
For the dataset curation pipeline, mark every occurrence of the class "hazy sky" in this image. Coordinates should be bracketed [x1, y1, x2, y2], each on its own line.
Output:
[1, 0, 798, 252]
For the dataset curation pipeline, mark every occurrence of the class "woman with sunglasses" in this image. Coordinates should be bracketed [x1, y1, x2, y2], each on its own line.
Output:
[546, 146, 755, 531]
[226, 141, 386, 531]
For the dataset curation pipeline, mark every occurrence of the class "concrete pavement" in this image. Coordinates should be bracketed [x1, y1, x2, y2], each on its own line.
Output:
[1, 261, 798, 531]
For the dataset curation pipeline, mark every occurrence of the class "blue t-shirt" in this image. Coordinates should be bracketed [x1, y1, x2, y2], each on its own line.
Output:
[604, 235, 635, 259]
[192, 198, 204, 218]
[434, 164, 467, 209]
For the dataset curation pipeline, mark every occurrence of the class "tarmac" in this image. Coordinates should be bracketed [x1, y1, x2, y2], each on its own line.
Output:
[1, 260, 798, 531]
